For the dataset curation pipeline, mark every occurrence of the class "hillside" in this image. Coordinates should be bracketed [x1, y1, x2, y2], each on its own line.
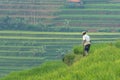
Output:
[0, 0, 120, 77]
[0, 0, 64, 30]
[0, 0, 120, 78]
[0, 31, 119, 77]
[0, 0, 120, 32]
[1, 42, 120, 80]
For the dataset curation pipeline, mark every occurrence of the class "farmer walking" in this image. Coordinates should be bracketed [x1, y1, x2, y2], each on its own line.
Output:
[82, 31, 91, 56]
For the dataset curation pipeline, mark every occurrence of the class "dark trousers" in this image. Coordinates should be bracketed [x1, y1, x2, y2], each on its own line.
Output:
[84, 44, 91, 52]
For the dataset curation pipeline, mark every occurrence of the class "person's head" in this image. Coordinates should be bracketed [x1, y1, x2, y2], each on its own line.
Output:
[82, 31, 86, 35]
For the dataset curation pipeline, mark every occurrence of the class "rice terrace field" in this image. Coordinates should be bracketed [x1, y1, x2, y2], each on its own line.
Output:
[0, 30, 119, 77]
[0, 0, 120, 79]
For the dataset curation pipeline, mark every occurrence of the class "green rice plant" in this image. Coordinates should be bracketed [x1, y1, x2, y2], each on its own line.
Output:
[63, 53, 76, 66]
[61, 9, 120, 11]
[0, 61, 67, 80]
[115, 40, 120, 48]
[59, 14, 120, 19]
[84, 3, 120, 9]
[85, 3, 120, 7]
[73, 45, 83, 55]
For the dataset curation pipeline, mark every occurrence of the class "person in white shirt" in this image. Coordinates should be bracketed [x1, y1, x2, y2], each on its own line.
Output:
[82, 31, 91, 56]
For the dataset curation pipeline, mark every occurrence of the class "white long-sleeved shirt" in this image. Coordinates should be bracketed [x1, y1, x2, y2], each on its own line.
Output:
[83, 34, 91, 45]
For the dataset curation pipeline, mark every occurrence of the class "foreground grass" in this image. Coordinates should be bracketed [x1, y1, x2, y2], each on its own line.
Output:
[1, 42, 120, 80]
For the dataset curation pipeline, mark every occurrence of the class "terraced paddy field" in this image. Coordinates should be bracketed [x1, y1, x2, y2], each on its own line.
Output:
[0, 0, 120, 78]
[0, 0, 120, 32]
[54, 2, 120, 32]
[0, 30, 119, 77]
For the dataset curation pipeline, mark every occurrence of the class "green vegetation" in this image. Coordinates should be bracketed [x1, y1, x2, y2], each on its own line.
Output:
[0, 0, 120, 78]
[0, 0, 120, 32]
[1, 41, 120, 80]
[58, 1, 120, 32]
[0, 0, 64, 31]
[0, 30, 119, 77]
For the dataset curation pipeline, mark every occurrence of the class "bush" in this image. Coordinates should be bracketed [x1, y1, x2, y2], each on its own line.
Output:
[115, 40, 120, 48]
[63, 53, 76, 66]
[63, 45, 84, 66]
[73, 45, 83, 55]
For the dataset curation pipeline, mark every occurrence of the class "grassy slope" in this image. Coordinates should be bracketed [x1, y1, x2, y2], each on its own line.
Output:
[1, 42, 120, 80]
[0, 31, 119, 77]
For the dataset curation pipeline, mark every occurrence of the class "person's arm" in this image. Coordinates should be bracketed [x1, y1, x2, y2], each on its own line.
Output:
[82, 40, 85, 46]
[82, 36, 86, 46]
